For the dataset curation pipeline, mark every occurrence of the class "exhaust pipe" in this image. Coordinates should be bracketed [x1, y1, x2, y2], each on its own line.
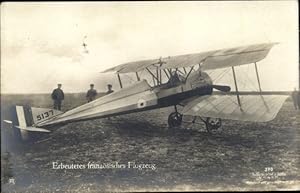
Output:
[211, 85, 231, 92]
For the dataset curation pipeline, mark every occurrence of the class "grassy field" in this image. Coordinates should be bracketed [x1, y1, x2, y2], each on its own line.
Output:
[1, 94, 299, 192]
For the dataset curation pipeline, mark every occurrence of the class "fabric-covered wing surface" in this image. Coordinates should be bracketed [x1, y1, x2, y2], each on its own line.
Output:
[102, 58, 159, 73]
[182, 94, 288, 122]
[102, 43, 277, 73]
[164, 43, 276, 70]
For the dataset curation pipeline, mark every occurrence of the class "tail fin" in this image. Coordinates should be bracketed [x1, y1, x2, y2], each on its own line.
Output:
[4, 106, 62, 141]
[27, 106, 63, 126]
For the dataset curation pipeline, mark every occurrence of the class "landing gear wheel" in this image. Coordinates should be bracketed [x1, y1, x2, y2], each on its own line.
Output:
[168, 112, 183, 128]
[205, 117, 222, 134]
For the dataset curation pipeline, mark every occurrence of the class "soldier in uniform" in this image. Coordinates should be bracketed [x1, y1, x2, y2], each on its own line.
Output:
[298, 90, 300, 110]
[106, 84, 114, 95]
[291, 88, 300, 110]
[168, 71, 182, 86]
[86, 84, 97, 102]
[159, 71, 184, 89]
[51, 84, 64, 110]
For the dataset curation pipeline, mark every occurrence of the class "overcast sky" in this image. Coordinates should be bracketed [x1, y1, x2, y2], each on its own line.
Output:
[1, 1, 298, 93]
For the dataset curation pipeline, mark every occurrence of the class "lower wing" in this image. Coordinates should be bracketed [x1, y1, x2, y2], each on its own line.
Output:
[182, 92, 289, 122]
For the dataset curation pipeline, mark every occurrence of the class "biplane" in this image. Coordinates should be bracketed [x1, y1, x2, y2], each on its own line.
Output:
[4, 42, 289, 140]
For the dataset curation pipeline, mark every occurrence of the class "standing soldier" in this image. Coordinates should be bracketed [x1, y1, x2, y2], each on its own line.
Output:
[297, 89, 300, 110]
[291, 88, 300, 110]
[106, 84, 114, 95]
[51, 84, 64, 110]
[86, 84, 97, 102]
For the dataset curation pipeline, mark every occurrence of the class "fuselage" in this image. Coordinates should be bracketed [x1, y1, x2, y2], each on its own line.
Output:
[36, 70, 213, 127]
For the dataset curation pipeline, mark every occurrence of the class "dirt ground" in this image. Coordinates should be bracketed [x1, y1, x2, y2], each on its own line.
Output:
[1, 94, 300, 192]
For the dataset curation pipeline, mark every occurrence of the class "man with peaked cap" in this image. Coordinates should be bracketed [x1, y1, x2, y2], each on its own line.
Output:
[51, 84, 64, 110]
[106, 84, 114, 95]
[291, 87, 300, 110]
[86, 84, 97, 102]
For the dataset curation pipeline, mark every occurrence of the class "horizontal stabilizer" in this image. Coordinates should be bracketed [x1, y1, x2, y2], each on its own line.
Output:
[15, 126, 50, 133]
[3, 120, 13, 124]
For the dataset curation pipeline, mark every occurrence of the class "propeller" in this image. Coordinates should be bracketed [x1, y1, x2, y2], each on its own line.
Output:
[211, 85, 231, 92]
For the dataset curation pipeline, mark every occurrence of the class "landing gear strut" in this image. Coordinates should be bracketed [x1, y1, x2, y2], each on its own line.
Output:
[168, 105, 183, 128]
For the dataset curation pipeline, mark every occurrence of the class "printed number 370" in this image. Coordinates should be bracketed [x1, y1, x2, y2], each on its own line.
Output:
[265, 167, 273, 172]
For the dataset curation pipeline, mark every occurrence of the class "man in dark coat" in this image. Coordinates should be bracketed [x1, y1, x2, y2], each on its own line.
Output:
[292, 88, 300, 110]
[298, 90, 300, 110]
[51, 84, 64, 110]
[291, 88, 300, 110]
[160, 71, 184, 89]
[86, 84, 97, 102]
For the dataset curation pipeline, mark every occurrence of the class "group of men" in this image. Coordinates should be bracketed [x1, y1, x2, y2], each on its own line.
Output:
[51, 83, 114, 110]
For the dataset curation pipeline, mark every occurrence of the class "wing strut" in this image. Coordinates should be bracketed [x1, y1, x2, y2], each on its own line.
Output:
[136, 72, 140, 81]
[232, 66, 243, 111]
[254, 62, 262, 92]
[163, 69, 170, 79]
[156, 68, 160, 85]
[184, 66, 194, 83]
[117, 73, 123, 89]
[146, 67, 160, 84]
[254, 62, 270, 112]
[159, 69, 162, 84]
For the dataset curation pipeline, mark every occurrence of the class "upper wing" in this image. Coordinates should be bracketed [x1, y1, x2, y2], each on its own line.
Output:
[182, 92, 288, 122]
[102, 42, 277, 73]
[166, 43, 277, 71]
[102, 58, 159, 73]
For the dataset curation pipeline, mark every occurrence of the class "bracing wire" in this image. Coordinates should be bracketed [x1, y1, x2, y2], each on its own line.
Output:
[213, 68, 231, 82]
[241, 65, 260, 91]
